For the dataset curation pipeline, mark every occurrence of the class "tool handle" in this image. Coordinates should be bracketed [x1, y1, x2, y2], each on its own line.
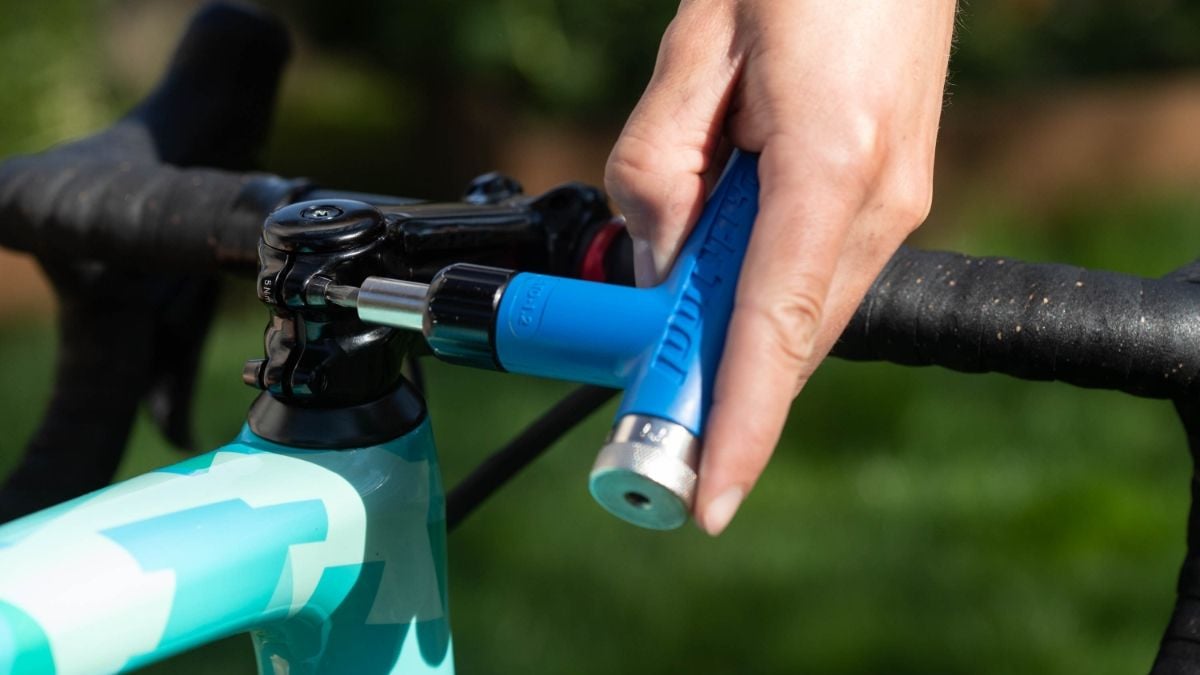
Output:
[617, 151, 760, 435]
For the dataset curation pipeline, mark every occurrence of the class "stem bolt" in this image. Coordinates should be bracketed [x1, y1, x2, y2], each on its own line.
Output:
[300, 204, 344, 221]
[242, 358, 266, 389]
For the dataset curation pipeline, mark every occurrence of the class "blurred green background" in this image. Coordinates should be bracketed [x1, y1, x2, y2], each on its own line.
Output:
[4, 1, 1200, 673]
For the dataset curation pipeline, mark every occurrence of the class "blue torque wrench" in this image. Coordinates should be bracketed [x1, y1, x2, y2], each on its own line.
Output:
[322, 151, 760, 529]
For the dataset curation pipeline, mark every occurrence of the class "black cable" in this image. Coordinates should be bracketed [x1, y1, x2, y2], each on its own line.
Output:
[446, 385, 617, 531]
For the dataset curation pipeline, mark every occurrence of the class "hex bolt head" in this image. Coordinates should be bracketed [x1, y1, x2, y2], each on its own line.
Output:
[300, 204, 344, 221]
[242, 358, 266, 389]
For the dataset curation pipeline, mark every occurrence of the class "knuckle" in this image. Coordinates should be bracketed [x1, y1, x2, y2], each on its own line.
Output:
[769, 114, 934, 233]
[766, 116, 889, 201]
[604, 136, 658, 197]
[878, 163, 935, 234]
[895, 184, 934, 232]
[744, 283, 826, 368]
[605, 131, 706, 242]
[656, 16, 691, 60]
[604, 139, 664, 239]
[606, 128, 705, 192]
[904, 161, 936, 220]
[818, 116, 888, 185]
[828, 117, 935, 231]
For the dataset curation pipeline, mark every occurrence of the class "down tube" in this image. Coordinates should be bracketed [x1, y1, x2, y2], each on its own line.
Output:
[0, 420, 453, 675]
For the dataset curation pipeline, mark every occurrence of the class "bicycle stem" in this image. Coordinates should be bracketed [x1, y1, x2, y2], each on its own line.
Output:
[326, 152, 760, 529]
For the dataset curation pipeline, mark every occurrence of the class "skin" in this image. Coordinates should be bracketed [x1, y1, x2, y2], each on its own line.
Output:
[606, 0, 958, 535]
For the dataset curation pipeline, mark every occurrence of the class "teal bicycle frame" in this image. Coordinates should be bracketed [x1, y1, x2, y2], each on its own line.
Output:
[0, 421, 453, 674]
[0, 149, 760, 675]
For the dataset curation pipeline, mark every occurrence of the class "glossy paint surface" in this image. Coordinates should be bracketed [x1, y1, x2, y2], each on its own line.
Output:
[0, 421, 452, 675]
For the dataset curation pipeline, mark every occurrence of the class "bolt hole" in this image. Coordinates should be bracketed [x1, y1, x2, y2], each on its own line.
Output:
[624, 491, 651, 509]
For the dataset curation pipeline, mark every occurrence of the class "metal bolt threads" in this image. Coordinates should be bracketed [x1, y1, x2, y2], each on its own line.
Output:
[589, 414, 700, 530]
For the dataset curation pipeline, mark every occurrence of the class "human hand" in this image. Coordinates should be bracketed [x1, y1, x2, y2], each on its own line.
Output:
[606, 0, 957, 535]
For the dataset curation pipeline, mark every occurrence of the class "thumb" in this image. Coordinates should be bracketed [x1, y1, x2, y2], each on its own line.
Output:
[605, 8, 739, 284]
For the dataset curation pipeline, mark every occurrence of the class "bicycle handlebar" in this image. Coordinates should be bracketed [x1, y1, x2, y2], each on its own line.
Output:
[0, 2, 296, 521]
[0, 3, 294, 274]
[832, 247, 1200, 401]
[0, 146, 299, 273]
[2, 2, 1200, 671]
[0, 2, 622, 522]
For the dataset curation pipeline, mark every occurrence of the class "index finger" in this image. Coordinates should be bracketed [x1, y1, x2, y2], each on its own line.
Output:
[696, 138, 870, 535]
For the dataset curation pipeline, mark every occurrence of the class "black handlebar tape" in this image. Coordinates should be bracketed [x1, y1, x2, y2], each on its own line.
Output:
[831, 246, 1200, 401]
[832, 248, 1200, 671]
[0, 2, 297, 520]
[0, 1, 298, 272]
[0, 144, 300, 272]
[0, 266, 161, 521]
[127, 1, 290, 169]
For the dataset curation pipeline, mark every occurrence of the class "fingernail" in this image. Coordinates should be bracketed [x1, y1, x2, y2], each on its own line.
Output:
[632, 237, 658, 288]
[702, 486, 745, 536]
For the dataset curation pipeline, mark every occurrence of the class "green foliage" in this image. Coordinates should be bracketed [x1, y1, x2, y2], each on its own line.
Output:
[954, 0, 1200, 90]
[259, 1, 1200, 115]
[0, 1, 114, 154]
[262, 0, 673, 121]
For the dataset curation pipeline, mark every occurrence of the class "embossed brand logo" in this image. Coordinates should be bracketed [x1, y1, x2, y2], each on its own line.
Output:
[651, 169, 757, 383]
[510, 276, 554, 338]
[518, 278, 548, 327]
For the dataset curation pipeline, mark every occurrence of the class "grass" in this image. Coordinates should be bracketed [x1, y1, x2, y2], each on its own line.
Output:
[2, 190, 1200, 673]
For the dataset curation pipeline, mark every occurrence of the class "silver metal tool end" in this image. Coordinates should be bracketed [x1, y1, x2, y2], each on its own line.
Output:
[354, 277, 430, 332]
[589, 414, 699, 530]
[323, 283, 360, 308]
